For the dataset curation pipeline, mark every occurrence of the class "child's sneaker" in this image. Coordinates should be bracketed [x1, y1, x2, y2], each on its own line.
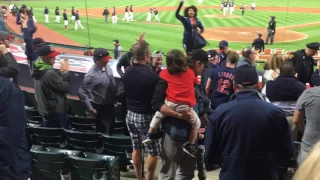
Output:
[183, 143, 197, 158]
[142, 133, 153, 144]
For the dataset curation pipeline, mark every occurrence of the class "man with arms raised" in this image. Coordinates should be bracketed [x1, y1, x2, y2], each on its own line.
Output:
[123, 33, 159, 180]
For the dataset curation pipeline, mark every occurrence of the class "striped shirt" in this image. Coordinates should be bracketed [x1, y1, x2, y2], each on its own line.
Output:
[78, 64, 116, 111]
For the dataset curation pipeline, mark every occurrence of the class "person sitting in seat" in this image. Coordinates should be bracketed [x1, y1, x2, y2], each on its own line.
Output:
[266, 62, 306, 101]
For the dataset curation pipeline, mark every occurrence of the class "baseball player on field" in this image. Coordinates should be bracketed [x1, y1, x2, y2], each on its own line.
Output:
[44, 6, 49, 23]
[122, 6, 129, 22]
[111, 7, 118, 24]
[129, 5, 134, 21]
[229, 1, 235, 15]
[70, 7, 75, 23]
[146, 8, 153, 22]
[154, 8, 160, 23]
[75, 10, 84, 30]
[63, 9, 68, 30]
[222, 1, 228, 16]
[54, 6, 60, 24]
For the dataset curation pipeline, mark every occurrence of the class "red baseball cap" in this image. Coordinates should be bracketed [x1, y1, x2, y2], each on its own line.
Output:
[93, 48, 112, 62]
[38, 45, 60, 58]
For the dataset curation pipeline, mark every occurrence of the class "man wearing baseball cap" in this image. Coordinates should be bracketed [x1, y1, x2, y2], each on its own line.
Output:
[32, 45, 71, 128]
[205, 64, 294, 180]
[113, 39, 123, 59]
[218, 40, 230, 67]
[148, 50, 164, 74]
[288, 42, 320, 86]
[0, 31, 20, 83]
[78, 48, 117, 134]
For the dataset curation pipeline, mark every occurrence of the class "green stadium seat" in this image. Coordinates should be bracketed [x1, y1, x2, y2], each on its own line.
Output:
[67, 98, 88, 117]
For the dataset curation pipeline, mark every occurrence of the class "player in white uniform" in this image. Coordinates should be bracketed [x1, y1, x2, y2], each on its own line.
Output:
[122, 6, 129, 22]
[222, 1, 228, 16]
[229, 1, 235, 15]
[146, 8, 153, 22]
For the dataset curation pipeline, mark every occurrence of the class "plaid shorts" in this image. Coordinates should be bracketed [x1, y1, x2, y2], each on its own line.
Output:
[126, 110, 161, 156]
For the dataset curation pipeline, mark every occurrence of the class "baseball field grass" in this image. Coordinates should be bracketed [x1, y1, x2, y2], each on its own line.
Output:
[6, 0, 320, 54]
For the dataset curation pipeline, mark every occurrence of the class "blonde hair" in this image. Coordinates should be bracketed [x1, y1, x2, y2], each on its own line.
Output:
[264, 54, 284, 71]
[293, 141, 320, 180]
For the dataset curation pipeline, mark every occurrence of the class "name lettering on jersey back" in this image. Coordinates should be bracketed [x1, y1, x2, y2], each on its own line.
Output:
[218, 72, 234, 80]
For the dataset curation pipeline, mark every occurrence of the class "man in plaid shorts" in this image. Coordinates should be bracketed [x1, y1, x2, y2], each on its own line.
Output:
[123, 34, 160, 180]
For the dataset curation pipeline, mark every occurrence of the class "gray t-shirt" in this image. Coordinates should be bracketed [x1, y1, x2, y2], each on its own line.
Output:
[296, 87, 320, 152]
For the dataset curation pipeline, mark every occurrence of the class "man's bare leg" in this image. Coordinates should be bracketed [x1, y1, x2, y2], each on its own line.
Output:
[146, 154, 158, 180]
[132, 149, 143, 180]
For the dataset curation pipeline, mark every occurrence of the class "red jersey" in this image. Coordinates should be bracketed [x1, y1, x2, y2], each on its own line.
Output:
[160, 68, 196, 107]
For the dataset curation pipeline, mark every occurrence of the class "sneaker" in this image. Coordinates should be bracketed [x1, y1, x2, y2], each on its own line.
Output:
[142, 133, 153, 144]
[183, 144, 197, 158]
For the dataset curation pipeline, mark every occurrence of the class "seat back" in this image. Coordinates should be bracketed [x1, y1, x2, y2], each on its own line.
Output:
[67, 98, 88, 117]
[68, 116, 95, 131]
[27, 127, 65, 148]
[101, 134, 132, 158]
[23, 90, 38, 109]
[64, 129, 102, 152]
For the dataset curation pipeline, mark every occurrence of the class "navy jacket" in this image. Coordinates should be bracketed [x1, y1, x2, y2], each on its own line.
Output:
[175, 1, 204, 42]
[0, 77, 31, 179]
[266, 75, 306, 101]
[23, 25, 38, 63]
[205, 90, 294, 180]
[311, 69, 320, 86]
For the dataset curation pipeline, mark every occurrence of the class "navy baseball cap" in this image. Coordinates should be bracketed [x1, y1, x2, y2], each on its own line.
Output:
[234, 64, 258, 86]
[191, 49, 208, 63]
[93, 48, 112, 62]
[33, 37, 48, 47]
[38, 45, 60, 58]
[306, 42, 320, 50]
[219, 40, 229, 48]
[208, 50, 218, 58]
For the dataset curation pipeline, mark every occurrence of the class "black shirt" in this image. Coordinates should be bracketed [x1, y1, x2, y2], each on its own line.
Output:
[288, 49, 315, 85]
[44, 8, 49, 14]
[154, 10, 158, 15]
[252, 38, 265, 52]
[103, 9, 109, 16]
[55, 8, 59, 16]
[130, 7, 133, 12]
[268, 20, 276, 30]
[116, 52, 132, 78]
[63, 12, 67, 20]
[71, 9, 75, 16]
[125, 8, 128, 12]
[123, 63, 159, 114]
[75, 13, 79, 20]
[266, 75, 306, 101]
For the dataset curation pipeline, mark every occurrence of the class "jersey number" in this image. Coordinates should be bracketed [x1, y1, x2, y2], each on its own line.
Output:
[217, 79, 231, 94]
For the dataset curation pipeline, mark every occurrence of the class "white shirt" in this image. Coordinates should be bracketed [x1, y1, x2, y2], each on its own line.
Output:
[262, 69, 279, 95]
[252, 3, 256, 7]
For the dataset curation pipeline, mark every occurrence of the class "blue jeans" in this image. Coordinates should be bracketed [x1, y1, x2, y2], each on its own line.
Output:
[42, 114, 68, 129]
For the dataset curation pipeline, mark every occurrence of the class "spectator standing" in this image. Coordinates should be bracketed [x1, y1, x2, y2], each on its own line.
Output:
[54, 6, 60, 24]
[0, 31, 20, 83]
[78, 48, 116, 134]
[262, 54, 284, 94]
[265, 16, 276, 45]
[175, 0, 204, 54]
[75, 10, 84, 30]
[252, 33, 265, 53]
[152, 49, 208, 180]
[123, 33, 160, 180]
[32, 46, 70, 128]
[0, 77, 31, 179]
[113, 39, 123, 59]
[217, 40, 230, 67]
[143, 49, 201, 158]
[288, 42, 320, 86]
[293, 85, 320, 166]
[148, 50, 164, 74]
[205, 64, 294, 180]
[102, 7, 109, 23]
[199, 49, 219, 94]
[266, 62, 306, 101]
[44, 6, 49, 23]
[205, 51, 239, 110]
[21, 14, 48, 71]
[236, 46, 259, 68]
[116, 50, 132, 78]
